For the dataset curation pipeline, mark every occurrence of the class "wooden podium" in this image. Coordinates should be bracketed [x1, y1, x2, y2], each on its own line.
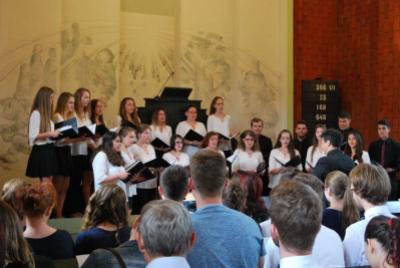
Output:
[138, 87, 207, 131]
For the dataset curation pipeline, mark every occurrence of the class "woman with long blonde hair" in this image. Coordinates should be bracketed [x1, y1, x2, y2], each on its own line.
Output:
[25, 87, 59, 183]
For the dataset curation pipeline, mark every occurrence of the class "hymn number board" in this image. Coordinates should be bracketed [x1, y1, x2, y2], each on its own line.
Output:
[301, 80, 340, 129]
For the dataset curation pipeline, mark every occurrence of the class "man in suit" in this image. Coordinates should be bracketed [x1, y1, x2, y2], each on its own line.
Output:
[337, 111, 357, 151]
[251, 117, 273, 195]
[313, 128, 355, 181]
[293, 120, 312, 171]
[368, 119, 400, 200]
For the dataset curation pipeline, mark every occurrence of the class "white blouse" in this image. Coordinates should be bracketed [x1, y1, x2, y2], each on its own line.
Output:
[92, 151, 127, 197]
[121, 147, 138, 197]
[268, 148, 302, 188]
[231, 149, 263, 173]
[162, 151, 190, 167]
[131, 144, 157, 189]
[207, 114, 231, 137]
[356, 151, 371, 165]
[150, 125, 172, 146]
[71, 113, 92, 156]
[305, 146, 326, 170]
[175, 121, 207, 138]
[28, 110, 55, 146]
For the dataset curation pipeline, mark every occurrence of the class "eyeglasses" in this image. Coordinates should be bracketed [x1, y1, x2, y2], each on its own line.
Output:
[244, 138, 254, 141]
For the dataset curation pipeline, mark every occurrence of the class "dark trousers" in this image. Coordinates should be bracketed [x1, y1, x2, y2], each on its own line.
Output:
[389, 176, 399, 201]
[130, 188, 158, 215]
[63, 155, 86, 216]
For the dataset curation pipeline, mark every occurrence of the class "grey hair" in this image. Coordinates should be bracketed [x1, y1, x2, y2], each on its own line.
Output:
[160, 165, 189, 202]
[139, 200, 193, 257]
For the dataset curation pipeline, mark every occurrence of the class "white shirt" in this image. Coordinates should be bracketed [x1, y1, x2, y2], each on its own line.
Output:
[175, 121, 207, 158]
[355, 151, 371, 165]
[343, 205, 395, 267]
[92, 151, 127, 197]
[120, 147, 138, 197]
[263, 225, 344, 268]
[268, 149, 302, 188]
[28, 110, 55, 146]
[207, 114, 231, 137]
[231, 149, 263, 172]
[150, 124, 172, 146]
[162, 151, 190, 167]
[279, 255, 323, 268]
[53, 113, 72, 148]
[71, 113, 92, 156]
[305, 146, 325, 170]
[131, 144, 157, 189]
[146, 256, 190, 268]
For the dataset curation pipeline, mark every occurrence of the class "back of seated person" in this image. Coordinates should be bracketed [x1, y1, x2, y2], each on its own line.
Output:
[159, 165, 189, 203]
[75, 184, 130, 255]
[323, 171, 359, 239]
[1, 178, 30, 221]
[20, 183, 74, 260]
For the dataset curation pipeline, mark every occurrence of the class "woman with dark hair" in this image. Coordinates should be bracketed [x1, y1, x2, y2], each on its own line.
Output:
[231, 130, 263, 173]
[75, 184, 130, 255]
[268, 129, 302, 188]
[175, 105, 207, 158]
[162, 135, 190, 167]
[305, 124, 326, 172]
[344, 130, 371, 164]
[323, 171, 360, 239]
[21, 183, 75, 260]
[116, 97, 141, 130]
[242, 173, 269, 224]
[365, 215, 400, 268]
[202, 131, 225, 157]
[90, 99, 105, 125]
[92, 131, 129, 196]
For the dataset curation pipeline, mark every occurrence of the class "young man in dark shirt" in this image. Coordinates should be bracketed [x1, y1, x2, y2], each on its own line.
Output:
[337, 111, 357, 151]
[368, 119, 400, 200]
[293, 120, 312, 171]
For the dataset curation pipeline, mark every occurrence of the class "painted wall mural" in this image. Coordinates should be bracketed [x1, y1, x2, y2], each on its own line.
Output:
[0, 0, 291, 183]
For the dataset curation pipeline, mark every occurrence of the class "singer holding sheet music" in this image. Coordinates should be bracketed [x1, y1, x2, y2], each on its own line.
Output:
[92, 132, 129, 196]
[305, 124, 326, 173]
[150, 108, 172, 158]
[207, 96, 235, 152]
[53, 92, 75, 218]
[26, 87, 60, 182]
[130, 125, 158, 214]
[176, 105, 207, 158]
[162, 135, 190, 167]
[116, 97, 141, 130]
[268, 129, 302, 188]
[231, 130, 263, 173]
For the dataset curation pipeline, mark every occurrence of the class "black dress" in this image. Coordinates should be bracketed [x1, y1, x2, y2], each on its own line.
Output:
[322, 208, 344, 239]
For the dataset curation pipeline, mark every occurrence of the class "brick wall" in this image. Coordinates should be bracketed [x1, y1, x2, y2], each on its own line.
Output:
[294, 0, 400, 146]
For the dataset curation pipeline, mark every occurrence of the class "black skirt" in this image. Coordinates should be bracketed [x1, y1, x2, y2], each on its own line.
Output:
[26, 143, 58, 178]
[55, 146, 73, 177]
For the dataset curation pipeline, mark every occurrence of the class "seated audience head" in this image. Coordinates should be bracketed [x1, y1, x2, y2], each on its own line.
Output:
[269, 180, 322, 255]
[151, 107, 167, 126]
[190, 150, 226, 201]
[377, 119, 391, 140]
[250, 117, 264, 135]
[294, 120, 309, 140]
[338, 110, 352, 130]
[202, 131, 220, 149]
[242, 173, 269, 223]
[209, 96, 224, 115]
[1, 178, 29, 219]
[276, 167, 300, 183]
[223, 179, 246, 212]
[119, 126, 137, 147]
[170, 135, 184, 152]
[82, 184, 128, 231]
[350, 164, 391, 209]
[239, 130, 259, 151]
[136, 200, 195, 263]
[364, 216, 400, 268]
[0, 200, 34, 268]
[159, 165, 189, 202]
[320, 128, 342, 153]
[19, 182, 56, 220]
[292, 172, 324, 200]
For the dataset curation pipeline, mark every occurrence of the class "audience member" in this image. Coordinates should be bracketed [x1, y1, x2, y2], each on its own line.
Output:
[75, 184, 130, 255]
[323, 171, 359, 239]
[293, 120, 312, 171]
[187, 150, 265, 268]
[343, 164, 395, 267]
[20, 182, 74, 260]
[268, 180, 322, 268]
[368, 119, 400, 200]
[223, 179, 246, 212]
[135, 200, 195, 268]
[364, 215, 400, 268]
[159, 165, 189, 202]
[1, 178, 29, 220]
[242, 173, 269, 224]
[313, 128, 355, 181]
